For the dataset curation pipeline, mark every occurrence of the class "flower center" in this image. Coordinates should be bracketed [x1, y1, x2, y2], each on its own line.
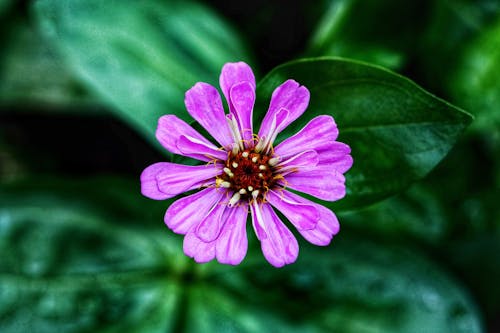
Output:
[216, 148, 281, 205]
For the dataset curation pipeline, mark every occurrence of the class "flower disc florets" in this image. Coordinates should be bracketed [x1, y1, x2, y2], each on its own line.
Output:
[216, 145, 282, 205]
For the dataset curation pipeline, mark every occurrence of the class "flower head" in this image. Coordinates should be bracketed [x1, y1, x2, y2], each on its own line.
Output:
[141, 62, 353, 267]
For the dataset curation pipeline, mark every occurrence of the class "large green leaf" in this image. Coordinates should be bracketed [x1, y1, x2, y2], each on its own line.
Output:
[0, 178, 483, 332]
[33, 0, 252, 149]
[256, 58, 472, 210]
[339, 183, 448, 245]
[0, 20, 95, 111]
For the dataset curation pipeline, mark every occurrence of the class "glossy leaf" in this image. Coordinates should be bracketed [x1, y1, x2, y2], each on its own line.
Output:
[0, 178, 483, 332]
[0, 178, 186, 333]
[256, 58, 472, 210]
[33, 0, 252, 149]
[339, 183, 447, 244]
[0, 20, 95, 111]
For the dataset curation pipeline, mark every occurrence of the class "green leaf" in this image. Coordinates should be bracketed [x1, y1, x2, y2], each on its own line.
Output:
[207, 235, 483, 333]
[0, 178, 187, 333]
[307, 0, 426, 70]
[0, 177, 483, 332]
[256, 58, 472, 210]
[339, 183, 448, 244]
[33, 0, 252, 150]
[0, 20, 95, 111]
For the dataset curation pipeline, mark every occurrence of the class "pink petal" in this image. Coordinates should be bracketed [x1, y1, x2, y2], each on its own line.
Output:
[277, 150, 319, 174]
[316, 141, 354, 173]
[216, 204, 249, 265]
[183, 230, 216, 263]
[266, 190, 319, 230]
[156, 115, 222, 162]
[282, 167, 346, 201]
[230, 81, 255, 144]
[278, 190, 339, 246]
[185, 82, 234, 148]
[195, 201, 226, 242]
[274, 115, 339, 159]
[141, 162, 219, 200]
[250, 202, 299, 268]
[259, 80, 310, 139]
[176, 135, 227, 162]
[257, 108, 290, 151]
[140, 163, 173, 200]
[219, 62, 256, 105]
[164, 188, 224, 234]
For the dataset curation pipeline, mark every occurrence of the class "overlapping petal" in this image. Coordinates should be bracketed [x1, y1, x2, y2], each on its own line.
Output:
[195, 200, 226, 242]
[156, 115, 224, 162]
[185, 82, 234, 148]
[230, 81, 255, 144]
[315, 141, 354, 173]
[282, 167, 346, 201]
[274, 115, 339, 158]
[266, 190, 319, 230]
[276, 150, 319, 174]
[278, 190, 340, 246]
[250, 202, 299, 267]
[219, 62, 256, 145]
[164, 188, 224, 234]
[215, 204, 249, 265]
[183, 230, 216, 263]
[176, 135, 227, 161]
[219, 61, 256, 103]
[183, 203, 248, 265]
[258, 79, 310, 140]
[141, 162, 220, 200]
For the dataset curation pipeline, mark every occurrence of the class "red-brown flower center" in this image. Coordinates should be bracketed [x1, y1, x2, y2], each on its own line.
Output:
[216, 148, 280, 202]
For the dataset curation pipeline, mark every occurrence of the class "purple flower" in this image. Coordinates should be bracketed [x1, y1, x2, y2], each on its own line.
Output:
[141, 62, 353, 267]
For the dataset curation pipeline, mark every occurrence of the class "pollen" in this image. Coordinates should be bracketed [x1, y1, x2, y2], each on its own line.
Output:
[216, 147, 279, 203]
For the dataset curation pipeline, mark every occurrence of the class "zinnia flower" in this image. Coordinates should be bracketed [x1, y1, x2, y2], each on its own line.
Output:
[141, 62, 353, 267]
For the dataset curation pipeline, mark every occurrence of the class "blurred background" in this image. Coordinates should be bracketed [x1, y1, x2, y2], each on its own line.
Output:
[1, 0, 499, 332]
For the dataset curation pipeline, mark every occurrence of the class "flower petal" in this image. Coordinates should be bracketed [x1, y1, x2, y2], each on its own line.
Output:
[266, 190, 319, 230]
[316, 141, 354, 173]
[230, 81, 255, 144]
[274, 115, 339, 159]
[250, 202, 299, 267]
[140, 163, 173, 200]
[183, 230, 216, 263]
[282, 167, 346, 201]
[259, 80, 310, 139]
[141, 162, 219, 200]
[219, 62, 256, 105]
[156, 115, 222, 162]
[185, 82, 234, 148]
[278, 190, 339, 246]
[277, 149, 319, 174]
[177, 135, 227, 161]
[195, 201, 226, 242]
[216, 204, 249, 265]
[164, 188, 224, 234]
[257, 108, 289, 152]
